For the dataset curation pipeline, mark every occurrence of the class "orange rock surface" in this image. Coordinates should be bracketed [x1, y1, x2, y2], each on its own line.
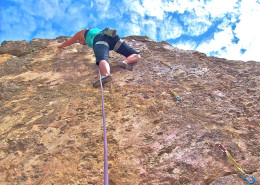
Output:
[0, 36, 259, 184]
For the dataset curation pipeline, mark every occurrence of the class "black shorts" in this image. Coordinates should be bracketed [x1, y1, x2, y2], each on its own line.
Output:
[93, 34, 140, 65]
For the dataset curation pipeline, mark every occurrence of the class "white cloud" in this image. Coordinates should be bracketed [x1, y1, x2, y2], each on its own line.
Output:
[95, 0, 111, 12]
[233, 0, 260, 61]
[1, 0, 259, 62]
[186, 22, 210, 36]
[161, 0, 240, 36]
[162, 0, 205, 14]
[159, 0, 259, 61]
[120, 0, 213, 38]
[196, 26, 234, 54]
[37, 0, 57, 20]
[0, 0, 92, 42]
[0, 6, 37, 41]
[175, 40, 197, 51]
[142, 0, 164, 20]
[33, 22, 57, 39]
[240, 41, 260, 61]
[141, 19, 157, 40]
[234, 0, 260, 47]
[17, 0, 72, 20]
[122, 0, 145, 17]
[204, 0, 239, 18]
[194, 0, 260, 61]
[125, 23, 141, 36]
[159, 17, 183, 40]
[129, 13, 141, 24]
[196, 27, 245, 61]
[116, 16, 141, 37]
[1, 6, 21, 24]
[181, 12, 211, 36]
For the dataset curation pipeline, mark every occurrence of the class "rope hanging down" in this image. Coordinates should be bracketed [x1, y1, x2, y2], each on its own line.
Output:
[98, 68, 109, 185]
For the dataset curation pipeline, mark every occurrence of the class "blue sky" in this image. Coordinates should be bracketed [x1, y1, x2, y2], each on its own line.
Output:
[1, 0, 259, 62]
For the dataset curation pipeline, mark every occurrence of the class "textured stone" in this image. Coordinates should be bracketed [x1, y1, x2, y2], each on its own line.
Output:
[0, 36, 259, 184]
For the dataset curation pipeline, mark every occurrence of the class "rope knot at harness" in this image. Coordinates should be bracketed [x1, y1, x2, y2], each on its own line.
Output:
[216, 143, 256, 184]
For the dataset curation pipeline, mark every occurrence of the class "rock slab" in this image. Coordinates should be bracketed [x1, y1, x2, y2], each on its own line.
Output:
[0, 36, 259, 184]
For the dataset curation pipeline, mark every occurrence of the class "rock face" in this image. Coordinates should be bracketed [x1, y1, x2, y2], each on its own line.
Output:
[0, 36, 259, 185]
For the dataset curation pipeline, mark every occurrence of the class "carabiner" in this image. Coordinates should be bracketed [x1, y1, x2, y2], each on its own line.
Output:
[243, 174, 255, 184]
[216, 143, 228, 154]
[167, 89, 182, 101]
[176, 97, 182, 101]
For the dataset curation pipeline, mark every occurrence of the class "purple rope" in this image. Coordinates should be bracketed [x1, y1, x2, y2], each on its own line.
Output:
[98, 68, 109, 185]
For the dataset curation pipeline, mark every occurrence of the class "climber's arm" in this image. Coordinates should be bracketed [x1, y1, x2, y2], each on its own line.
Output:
[58, 31, 81, 48]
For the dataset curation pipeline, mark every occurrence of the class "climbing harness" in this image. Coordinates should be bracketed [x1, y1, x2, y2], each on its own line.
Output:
[216, 143, 255, 184]
[113, 39, 123, 52]
[95, 41, 109, 48]
[167, 89, 182, 101]
[94, 39, 124, 52]
[98, 68, 109, 185]
[161, 61, 174, 70]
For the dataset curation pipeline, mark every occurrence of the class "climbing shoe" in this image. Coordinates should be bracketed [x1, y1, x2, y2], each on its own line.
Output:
[118, 61, 133, 71]
[93, 74, 112, 88]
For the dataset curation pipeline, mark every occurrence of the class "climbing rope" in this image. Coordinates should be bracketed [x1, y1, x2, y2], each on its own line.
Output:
[98, 68, 109, 185]
[216, 143, 255, 184]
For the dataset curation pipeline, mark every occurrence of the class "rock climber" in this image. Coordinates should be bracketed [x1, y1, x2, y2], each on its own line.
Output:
[58, 27, 141, 87]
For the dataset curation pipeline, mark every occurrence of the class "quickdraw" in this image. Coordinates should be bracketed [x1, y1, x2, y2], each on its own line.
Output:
[216, 143, 255, 184]
[161, 62, 174, 70]
[167, 89, 182, 101]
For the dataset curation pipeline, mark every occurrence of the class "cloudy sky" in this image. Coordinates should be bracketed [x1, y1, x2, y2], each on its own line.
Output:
[1, 0, 259, 62]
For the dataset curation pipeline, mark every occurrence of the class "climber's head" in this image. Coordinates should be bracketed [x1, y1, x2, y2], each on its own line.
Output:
[78, 36, 86, 45]
[75, 30, 86, 45]
[78, 26, 91, 45]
